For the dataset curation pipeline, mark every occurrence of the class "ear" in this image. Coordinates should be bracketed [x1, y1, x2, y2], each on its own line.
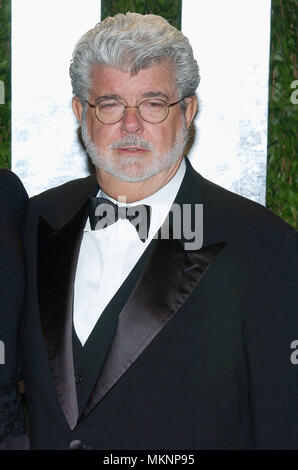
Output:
[184, 95, 198, 128]
[72, 96, 84, 124]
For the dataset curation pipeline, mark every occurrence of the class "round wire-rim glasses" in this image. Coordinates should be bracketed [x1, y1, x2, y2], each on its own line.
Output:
[85, 97, 185, 125]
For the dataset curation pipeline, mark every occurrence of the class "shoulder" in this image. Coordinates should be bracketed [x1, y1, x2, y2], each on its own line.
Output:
[0, 168, 27, 197]
[0, 169, 28, 218]
[197, 172, 297, 303]
[201, 174, 295, 248]
[28, 174, 98, 226]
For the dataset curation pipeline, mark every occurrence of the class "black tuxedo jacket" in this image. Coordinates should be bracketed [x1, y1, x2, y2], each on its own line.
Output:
[20, 158, 297, 449]
[0, 169, 28, 441]
[0, 169, 28, 385]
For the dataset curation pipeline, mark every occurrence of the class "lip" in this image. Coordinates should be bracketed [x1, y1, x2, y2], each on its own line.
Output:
[116, 147, 149, 153]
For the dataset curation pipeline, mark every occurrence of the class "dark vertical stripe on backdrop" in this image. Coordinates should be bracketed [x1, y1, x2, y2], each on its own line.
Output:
[101, 0, 182, 30]
[0, 0, 11, 169]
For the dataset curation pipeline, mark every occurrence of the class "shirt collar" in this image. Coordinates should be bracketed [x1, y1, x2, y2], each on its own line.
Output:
[85, 157, 186, 237]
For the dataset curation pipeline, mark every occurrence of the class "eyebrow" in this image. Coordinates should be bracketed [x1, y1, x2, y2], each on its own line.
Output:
[141, 91, 170, 101]
[95, 94, 122, 102]
[95, 91, 170, 102]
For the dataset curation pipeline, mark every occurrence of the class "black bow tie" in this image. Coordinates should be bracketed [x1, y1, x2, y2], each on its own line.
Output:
[88, 197, 151, 242]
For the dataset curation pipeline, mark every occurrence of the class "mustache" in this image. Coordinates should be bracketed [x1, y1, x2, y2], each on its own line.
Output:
[110, 135, 153, 151]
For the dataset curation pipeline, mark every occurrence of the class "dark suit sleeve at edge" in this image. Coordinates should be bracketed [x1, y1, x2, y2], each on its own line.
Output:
[0, 170, 28, 443]
[243, 228, 298, 449]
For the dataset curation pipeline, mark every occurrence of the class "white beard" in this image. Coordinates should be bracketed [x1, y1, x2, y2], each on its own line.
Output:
[81, 113, 189, 183]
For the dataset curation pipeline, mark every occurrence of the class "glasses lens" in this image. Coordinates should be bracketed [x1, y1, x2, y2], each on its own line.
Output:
[139, 99, 168, 123]
[96, 99, 125, 124]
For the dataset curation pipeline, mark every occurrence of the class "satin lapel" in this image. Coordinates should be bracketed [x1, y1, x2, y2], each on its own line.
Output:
[37, 202, 89, 430]
[81, 237, 226, 420]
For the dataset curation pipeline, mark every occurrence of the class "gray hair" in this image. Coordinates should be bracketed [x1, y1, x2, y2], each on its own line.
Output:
[69, 12, 200, 103]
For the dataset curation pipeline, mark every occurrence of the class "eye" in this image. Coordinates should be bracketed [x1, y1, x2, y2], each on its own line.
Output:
[98, 100, 122, 109]
[141, 99, 166, 111]
[147, 100, 164, 107]
[101, 103, 116, 108]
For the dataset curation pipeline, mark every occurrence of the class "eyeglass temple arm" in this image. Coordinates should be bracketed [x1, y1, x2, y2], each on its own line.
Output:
[168, 98, 185, 108]
[86, 100, 96, 108]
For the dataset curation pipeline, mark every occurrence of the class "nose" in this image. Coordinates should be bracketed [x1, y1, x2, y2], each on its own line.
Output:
[120, 106, 144, 134]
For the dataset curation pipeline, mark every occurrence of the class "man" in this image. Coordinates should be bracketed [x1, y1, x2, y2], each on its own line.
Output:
[0, 169, 29, 449]
[20, 13, 297, 449]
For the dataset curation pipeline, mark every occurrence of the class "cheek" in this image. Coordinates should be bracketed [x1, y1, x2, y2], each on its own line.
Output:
[88, 122, 114, 147]
[149, 124, 174, 146]
[155, 122, 181, 149]
[86, 115, 97, 141]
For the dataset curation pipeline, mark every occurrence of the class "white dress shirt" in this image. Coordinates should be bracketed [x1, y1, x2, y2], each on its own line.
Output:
[73, 158, 186, 345]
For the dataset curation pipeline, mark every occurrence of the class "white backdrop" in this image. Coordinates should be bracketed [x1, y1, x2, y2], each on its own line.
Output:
[182, 0, 271, 204]
[12, 0, 271, 204]
[12, 0, 101, 195]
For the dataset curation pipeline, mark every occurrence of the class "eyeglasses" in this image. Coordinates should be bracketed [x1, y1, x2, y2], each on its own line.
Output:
[85, 97, 184, 125]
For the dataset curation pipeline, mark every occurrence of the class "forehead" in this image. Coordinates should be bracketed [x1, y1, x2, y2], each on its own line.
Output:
[89, 61, 177, 100]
